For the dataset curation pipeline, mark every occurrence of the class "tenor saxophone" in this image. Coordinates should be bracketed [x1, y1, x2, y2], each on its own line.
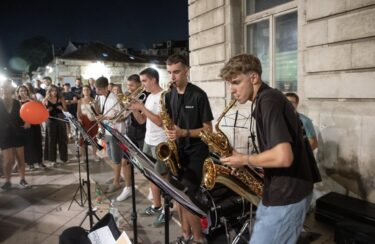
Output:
[200, 99, 264, 205]
[155, 89, 181, 176]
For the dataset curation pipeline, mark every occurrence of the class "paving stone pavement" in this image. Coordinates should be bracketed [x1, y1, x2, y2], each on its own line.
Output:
[0, 142, 334, 244]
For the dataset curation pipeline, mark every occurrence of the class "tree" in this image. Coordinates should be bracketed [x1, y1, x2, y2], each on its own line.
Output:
[16, 36, 53, 76]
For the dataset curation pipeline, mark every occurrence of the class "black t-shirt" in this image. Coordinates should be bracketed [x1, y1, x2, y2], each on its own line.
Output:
[253, 83, 314, 206]
[125, 92, 149, 142]
[35, 88, 46, 97]
[46, 99, 64, 118]
[166, 82, 213, 194]
[63, 91, 77, 116]
[71, 86, 82, 99]
[166, 83, 213, 149]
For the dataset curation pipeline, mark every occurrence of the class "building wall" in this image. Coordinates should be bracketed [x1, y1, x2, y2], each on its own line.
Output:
[188, 0, 375, 202]
[301, 0, 375, 202]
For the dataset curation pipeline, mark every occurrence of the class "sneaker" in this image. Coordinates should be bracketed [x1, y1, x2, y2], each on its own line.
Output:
[116, 187, 132, 201]
[38, 163, 47, 169]
[153, 212, 166, 227]
[19, 179, 31, 189]
[170, 235, 193, 244]
[106, 184, 121, 193]
[1, 182, 11, 191]
[191, 238, 208, 244]
[140, 205, 162, 216]
[28, 164, 35, 171]
[52, 162, 60, 167]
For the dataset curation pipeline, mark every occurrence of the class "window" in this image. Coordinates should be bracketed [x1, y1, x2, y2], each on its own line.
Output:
[246, 0, 293, 15]
[245, 1, 297, 92]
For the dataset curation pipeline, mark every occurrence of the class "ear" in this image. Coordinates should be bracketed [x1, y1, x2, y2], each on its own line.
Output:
[250, 73, 260, 85]
[184, 66, 190, 75]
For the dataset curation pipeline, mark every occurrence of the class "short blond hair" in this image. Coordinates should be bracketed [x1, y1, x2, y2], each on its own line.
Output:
[220, 54, 262, 81]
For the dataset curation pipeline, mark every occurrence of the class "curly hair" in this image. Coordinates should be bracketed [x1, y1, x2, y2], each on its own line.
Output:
[220, 54, 262, 81]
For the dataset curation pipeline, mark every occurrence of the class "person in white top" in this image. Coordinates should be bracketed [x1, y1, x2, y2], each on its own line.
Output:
[129, 68, 168, 227]
[95, 77, 125, 193]
[77, 85, 100, 162]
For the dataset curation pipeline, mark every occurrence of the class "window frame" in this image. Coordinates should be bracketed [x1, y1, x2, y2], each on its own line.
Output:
[244, 0, 297, 89]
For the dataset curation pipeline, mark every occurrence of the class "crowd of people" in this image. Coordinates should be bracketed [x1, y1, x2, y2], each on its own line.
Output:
[0, 53, 320, 244]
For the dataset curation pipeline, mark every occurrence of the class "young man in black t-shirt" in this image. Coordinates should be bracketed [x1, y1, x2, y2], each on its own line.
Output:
[71, 77, 83, 99]
[220, 54, 320, 244]
[165, 54, 213, 244]
[116, 74, 146, 202]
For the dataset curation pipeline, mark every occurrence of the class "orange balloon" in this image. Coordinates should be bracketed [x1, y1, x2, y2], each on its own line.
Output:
[20, 101, 49, 124]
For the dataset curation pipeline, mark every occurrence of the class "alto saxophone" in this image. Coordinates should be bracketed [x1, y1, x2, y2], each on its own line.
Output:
[155, 89, 181, 176]
[200, 99, 264, 205]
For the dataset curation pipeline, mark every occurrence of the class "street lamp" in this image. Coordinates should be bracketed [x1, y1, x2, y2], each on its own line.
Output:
[82, 61, 109, 80]
[0, 73, 7, 85]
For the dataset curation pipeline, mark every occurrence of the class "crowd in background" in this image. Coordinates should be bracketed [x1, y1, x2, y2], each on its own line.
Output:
[0, 76, 101, 190]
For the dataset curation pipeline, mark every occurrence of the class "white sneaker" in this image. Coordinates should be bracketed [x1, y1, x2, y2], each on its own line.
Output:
[116, 187, 132, 201]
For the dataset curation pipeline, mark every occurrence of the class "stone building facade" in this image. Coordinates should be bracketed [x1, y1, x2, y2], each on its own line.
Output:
[188, 0, 375, 202]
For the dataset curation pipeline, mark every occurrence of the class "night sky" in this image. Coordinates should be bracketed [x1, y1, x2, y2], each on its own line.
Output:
[0, 0, 189, 69]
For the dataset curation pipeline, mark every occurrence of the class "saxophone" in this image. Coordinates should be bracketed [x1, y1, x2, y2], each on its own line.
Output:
[155, 89, 181, 176]
[199, 99, 264, 205]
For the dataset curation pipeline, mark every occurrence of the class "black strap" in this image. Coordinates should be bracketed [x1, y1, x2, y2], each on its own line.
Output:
[100, 91, 110, 115]
[283, 103, 322, 183]
[249, 97, 259, 154]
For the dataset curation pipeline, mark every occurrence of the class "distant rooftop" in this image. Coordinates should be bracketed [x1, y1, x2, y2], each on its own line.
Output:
[60, 42, 149, 63]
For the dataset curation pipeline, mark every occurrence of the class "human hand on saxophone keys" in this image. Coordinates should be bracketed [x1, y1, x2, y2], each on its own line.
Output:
[221, 150, 249, 174]
[166, 125, 178, 141]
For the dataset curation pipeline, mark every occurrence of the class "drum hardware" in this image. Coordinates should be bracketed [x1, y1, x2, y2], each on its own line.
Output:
[231, 205, 254, 244]
[221, 216, 231, 244]
[198, 185, 257, 244]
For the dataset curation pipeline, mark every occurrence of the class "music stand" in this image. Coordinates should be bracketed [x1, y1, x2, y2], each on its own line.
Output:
[64, 112, 102, 229]
[101, 123, 207, 244]
[68, 126, 87, 209]
[206, 106, 256, 243]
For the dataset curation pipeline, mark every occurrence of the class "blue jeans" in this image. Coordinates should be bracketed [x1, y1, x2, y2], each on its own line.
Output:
[250, 193, 312, 244]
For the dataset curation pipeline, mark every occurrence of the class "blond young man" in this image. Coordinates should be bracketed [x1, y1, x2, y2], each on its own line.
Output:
[220, 54, 320, 244]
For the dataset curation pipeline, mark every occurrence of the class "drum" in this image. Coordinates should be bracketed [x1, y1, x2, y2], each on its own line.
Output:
[196, 184, 252, 231]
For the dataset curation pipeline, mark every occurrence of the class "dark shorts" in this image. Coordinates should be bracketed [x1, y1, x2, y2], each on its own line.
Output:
[0, 131, 25, 150]
[128, 137, 144, 152]
[179, 143, 209, 198]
